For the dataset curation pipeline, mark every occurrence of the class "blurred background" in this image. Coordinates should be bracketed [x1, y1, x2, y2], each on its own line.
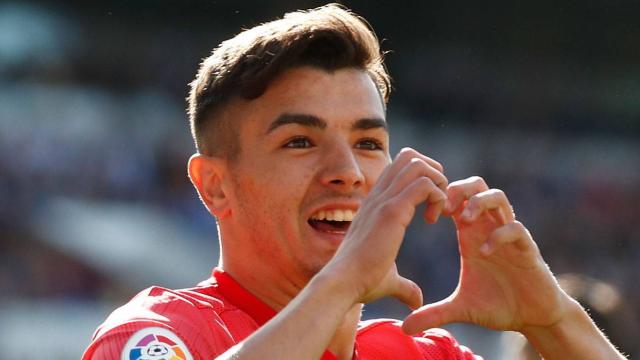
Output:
[0, 0, 638, 358]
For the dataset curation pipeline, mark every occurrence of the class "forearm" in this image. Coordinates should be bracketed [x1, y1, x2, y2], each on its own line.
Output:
[217, 271, 357, 360]
[522, 298, 626, 360]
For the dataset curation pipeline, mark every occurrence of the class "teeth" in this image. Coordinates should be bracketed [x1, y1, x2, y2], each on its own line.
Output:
[311, 209, 356, 221]
[344, 210, 355, 221]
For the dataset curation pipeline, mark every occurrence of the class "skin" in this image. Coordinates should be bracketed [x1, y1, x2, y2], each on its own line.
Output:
[189, 66, 625, 359]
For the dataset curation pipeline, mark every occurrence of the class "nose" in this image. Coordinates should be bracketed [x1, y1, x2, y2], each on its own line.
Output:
[319, 142, 364, 190]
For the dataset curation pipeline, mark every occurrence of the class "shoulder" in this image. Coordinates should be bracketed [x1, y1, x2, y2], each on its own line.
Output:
[93, 284, 227, 339]
[356, 319, 481, 360]
[82, 283, 249, 360]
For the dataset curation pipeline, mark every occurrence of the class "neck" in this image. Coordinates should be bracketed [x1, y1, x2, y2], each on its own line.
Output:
[220, 239, 361, 359]
[220, 251, 305, 311]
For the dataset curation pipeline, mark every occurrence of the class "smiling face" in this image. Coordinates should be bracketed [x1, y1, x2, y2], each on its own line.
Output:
[217, 66, 390, 284]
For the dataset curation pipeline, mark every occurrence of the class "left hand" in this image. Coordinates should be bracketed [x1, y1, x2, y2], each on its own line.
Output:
[402, 176, 573, 334]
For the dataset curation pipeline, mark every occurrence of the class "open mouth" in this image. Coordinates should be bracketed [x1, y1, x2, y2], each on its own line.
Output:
[308, 209, 355, 234]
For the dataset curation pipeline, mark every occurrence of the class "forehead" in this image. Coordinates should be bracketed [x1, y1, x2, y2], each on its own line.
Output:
[226, 66, 386, 133]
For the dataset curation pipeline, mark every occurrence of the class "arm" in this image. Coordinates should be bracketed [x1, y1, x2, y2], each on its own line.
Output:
[522, 299, 624, 360]
[401, 176, 626, 359]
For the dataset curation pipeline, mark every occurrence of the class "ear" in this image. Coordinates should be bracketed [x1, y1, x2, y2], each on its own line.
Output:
[188, 154, 231, 219]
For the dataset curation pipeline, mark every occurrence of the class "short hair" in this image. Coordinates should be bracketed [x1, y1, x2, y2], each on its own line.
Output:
[187, 3, 390, 157]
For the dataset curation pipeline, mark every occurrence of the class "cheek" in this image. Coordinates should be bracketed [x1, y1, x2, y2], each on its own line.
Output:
[232, 161, 314, 218]
[262, 162, 314, 195]
[227, 131, 320, 250]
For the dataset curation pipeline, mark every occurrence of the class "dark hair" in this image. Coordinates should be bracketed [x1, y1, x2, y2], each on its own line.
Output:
[187, 3, 390, 157]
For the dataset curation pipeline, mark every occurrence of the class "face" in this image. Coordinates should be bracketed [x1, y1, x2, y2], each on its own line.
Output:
[221, 66, 390, 283]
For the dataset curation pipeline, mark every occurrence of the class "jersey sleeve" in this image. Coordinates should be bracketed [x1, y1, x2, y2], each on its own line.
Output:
[82, 287, 238, 360]
[414, 328, 483, 360]
[82, 320, 208, 360]
[356, 319, 482, 359]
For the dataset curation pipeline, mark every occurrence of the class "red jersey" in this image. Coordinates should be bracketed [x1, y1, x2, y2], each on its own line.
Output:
[82, 269, 480, 359]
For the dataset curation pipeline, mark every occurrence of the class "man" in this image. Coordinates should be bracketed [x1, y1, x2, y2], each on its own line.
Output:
[83, 4, 625, 359]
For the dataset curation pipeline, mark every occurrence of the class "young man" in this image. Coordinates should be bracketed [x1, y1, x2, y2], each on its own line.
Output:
[83, 4, 625, 360]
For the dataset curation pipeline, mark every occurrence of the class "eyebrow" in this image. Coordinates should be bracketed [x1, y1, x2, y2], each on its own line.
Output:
[352, 117, 388, 132]
[266, 113, 387, 134]
[267, 113, 326, 134]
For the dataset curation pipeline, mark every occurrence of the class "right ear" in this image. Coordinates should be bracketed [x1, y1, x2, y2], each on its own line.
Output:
[188, 154, 231, 219]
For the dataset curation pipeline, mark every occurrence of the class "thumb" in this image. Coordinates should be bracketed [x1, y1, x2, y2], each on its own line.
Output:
[401, 296, 463, 335]
[390, 275, 423, 311]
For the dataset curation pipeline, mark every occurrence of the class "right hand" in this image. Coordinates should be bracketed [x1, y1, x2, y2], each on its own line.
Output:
[322, 147, 448, 310]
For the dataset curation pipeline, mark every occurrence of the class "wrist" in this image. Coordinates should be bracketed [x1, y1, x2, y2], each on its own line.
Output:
[310, 265, 362, 310]
[522, 298, 625, 360]
[521, 296, 581, 342]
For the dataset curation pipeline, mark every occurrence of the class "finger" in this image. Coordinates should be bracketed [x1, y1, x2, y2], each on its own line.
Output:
[423, 193, 446, 224]
[377, 148, 446, 192]
[480, 221, 535, 256]
[395, 176, 447, 224]
[401, 296, 463, 335]
[394, 147, 444, 174]
[384, 157, 448, 199]
[443, 176, 489, 215]
[460, 189, 515, 224]
[391, 275, 424, 311]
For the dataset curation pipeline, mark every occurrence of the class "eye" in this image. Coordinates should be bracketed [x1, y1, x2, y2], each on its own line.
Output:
[284, 136, 313, 149]
[355, 138, 384, 151]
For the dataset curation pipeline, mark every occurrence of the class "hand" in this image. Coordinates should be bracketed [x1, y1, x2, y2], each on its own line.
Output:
[322, 148, 448, 310]
[402, 176, 573, 334]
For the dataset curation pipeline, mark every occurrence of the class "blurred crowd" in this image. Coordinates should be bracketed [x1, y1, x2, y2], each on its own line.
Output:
[0, 1, 638, 358]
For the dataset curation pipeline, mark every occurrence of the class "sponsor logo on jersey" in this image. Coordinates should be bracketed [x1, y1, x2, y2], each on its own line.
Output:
[122, 327, 193, 360]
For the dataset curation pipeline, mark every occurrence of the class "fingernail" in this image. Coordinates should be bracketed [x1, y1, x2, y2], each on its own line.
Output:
[444, 200, 452, 213]
[461, 208, 472, 220]
[480, 243, 491, 255]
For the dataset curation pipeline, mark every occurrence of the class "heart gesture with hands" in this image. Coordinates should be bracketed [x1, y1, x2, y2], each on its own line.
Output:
[329, 147, 573, 336]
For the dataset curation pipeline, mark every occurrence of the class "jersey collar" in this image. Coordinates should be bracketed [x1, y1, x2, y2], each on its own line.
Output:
[212, 267, 276, 326]
[211, 268, 340, 360]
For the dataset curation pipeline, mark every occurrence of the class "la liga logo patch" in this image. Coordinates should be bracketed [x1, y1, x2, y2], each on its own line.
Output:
[122, 327, 193, 360]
